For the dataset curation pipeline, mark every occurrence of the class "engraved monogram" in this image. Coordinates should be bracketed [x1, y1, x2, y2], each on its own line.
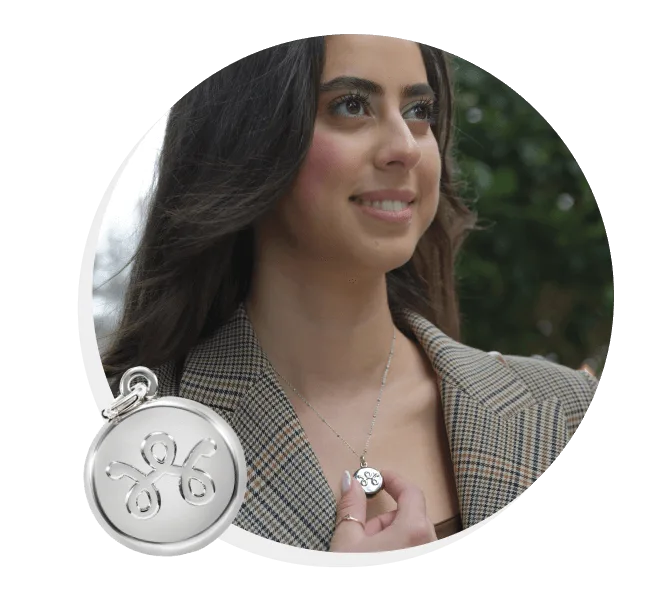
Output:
[106, 432, 217, 519]
[355, 469, 382, 489]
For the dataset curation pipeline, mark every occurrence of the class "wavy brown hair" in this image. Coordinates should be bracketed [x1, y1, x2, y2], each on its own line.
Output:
[101, 36, 476, 384]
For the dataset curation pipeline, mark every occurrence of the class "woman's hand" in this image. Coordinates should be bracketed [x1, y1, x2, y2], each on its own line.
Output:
[329, 469, 437, 552]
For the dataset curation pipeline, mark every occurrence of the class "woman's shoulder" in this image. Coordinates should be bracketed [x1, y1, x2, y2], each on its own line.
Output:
[492, 352, 598, 435]
[402, 308, 598, 401]
[401, 307, 598, 435]
[154, 359, 183, 398]
[498, 353, 598, 403]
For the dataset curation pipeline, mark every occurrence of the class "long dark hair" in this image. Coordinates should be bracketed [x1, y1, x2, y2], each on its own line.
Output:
[101, 36, 476, 382]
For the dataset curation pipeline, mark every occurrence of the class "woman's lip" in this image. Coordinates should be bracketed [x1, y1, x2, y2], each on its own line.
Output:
[352, 200, 414, 224]
[350, 196, 416, 205]
[350, 189, 416, 204]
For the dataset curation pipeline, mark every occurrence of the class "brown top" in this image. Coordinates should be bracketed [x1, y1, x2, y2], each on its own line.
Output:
[434, 513, 463, 540]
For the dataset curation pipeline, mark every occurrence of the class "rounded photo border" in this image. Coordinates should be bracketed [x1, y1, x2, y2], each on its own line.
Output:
[79, 104, 606, 568]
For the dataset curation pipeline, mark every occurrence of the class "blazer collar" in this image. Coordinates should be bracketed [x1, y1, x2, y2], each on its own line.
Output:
[179, 303, 555, 546]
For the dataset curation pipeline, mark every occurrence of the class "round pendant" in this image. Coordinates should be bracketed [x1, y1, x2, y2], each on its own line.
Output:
[354, 466, 384, 498]
[84, 395, 246, 556]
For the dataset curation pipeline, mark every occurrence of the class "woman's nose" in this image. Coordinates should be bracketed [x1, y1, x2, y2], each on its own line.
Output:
[373, 116, 422, 171]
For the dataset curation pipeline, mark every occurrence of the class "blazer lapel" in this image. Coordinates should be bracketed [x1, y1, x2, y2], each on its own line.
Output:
[226, 371, 337, 549]
[178, 304, 335, 550]
[404, 311, 570, 527]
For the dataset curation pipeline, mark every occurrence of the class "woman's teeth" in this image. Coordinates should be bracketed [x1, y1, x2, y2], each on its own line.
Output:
[353, 199, 411, 211]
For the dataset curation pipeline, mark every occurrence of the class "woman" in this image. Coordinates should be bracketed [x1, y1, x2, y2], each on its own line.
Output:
[102, 35, 598, 552]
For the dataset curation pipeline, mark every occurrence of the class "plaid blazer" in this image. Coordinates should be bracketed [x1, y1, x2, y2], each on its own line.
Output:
[155, 304, 597, 551]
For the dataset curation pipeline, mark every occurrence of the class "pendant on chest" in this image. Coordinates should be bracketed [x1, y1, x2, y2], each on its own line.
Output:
[354, 466, 384, 498]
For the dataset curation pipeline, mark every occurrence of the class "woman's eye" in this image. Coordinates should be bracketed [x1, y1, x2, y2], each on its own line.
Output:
[329, 93, 370, 118]
[328, 94, 437, 124]
[402, 100, 437, 123]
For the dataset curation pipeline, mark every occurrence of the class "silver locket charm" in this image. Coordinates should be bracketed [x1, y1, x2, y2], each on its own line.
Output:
[84, 367, 246, 556]
[354, 464, 384, 498]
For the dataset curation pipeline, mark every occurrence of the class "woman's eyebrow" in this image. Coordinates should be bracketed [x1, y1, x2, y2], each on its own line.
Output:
[319, 76, 435, 99]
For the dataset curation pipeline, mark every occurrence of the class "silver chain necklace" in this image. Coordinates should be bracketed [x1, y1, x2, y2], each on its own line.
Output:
[268, 327, 396, 499]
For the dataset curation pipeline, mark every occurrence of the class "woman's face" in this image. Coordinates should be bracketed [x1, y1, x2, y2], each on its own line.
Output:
[262, 35, 441, 277]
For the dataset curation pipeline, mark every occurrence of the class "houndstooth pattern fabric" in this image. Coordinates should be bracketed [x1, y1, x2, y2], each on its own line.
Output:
[155, 303, 597, 550]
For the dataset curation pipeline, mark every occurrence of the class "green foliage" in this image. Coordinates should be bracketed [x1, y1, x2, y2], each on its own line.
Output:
[452, 57, 612, 374]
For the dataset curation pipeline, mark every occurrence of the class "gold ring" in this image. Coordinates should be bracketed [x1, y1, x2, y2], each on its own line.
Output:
[336, 514, 365, 529]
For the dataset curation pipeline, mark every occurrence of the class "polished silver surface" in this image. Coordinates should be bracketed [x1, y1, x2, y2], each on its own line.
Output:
[106, 431, 218, 518]
[118, 366, 158, 399]
[85, 395, 246, 555]
[102, 383, 147, 420]
[354, 466, 384, 498]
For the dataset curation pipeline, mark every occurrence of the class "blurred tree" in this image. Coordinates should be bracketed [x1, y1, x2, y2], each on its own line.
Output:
[452, 57, 612, 374]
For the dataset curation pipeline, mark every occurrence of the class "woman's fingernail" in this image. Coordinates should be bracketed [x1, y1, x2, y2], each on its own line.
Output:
[341, 470, 351, 494]
[579, 363, 596, 377]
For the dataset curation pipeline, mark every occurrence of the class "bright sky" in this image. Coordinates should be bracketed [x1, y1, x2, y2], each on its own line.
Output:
[92, 113, 167, 319]
[96, 113, 168, 269]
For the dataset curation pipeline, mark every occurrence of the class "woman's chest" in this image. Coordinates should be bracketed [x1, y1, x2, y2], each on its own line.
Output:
[290, 371, 460, 524]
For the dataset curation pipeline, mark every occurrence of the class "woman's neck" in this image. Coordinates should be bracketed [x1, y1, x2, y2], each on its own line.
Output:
[245, 254, 405, 403]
